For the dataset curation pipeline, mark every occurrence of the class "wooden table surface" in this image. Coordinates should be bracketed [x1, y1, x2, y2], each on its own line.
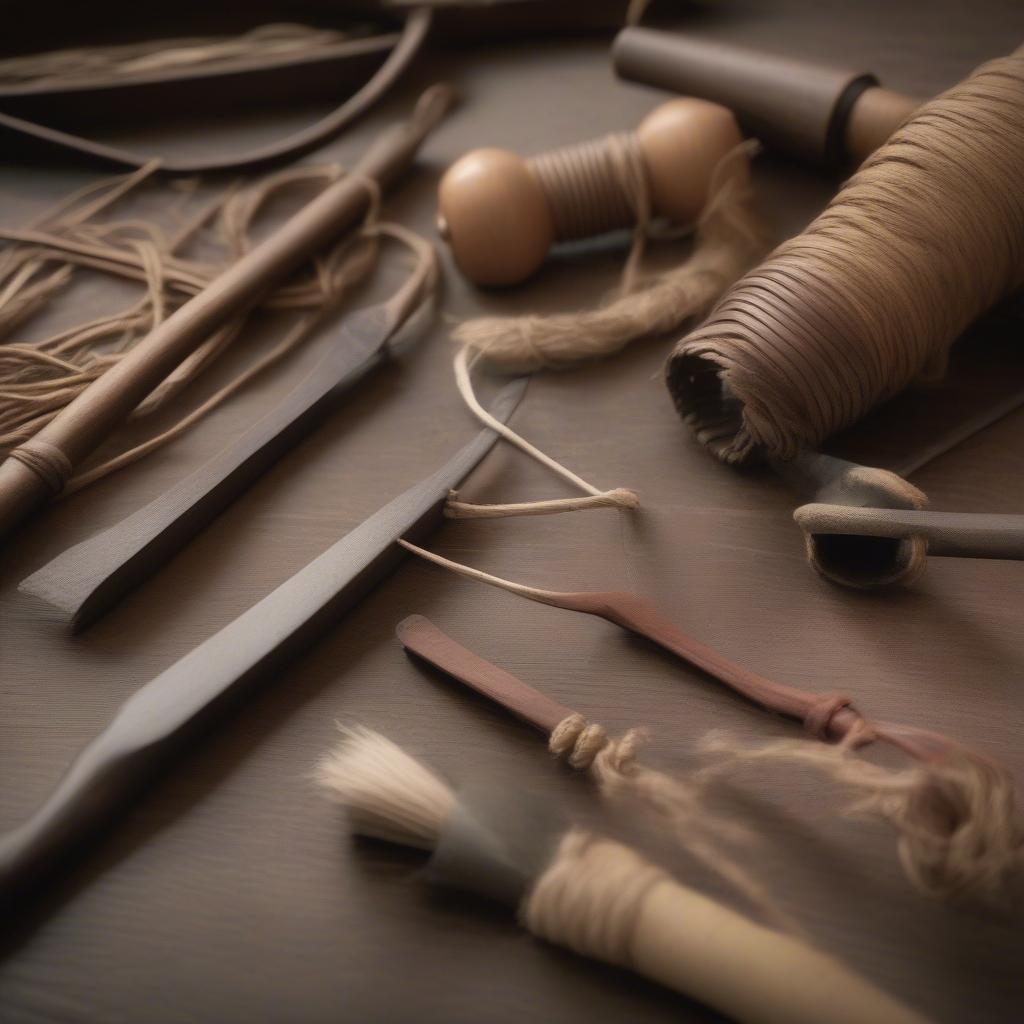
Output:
[2, 3, 1023, 1021]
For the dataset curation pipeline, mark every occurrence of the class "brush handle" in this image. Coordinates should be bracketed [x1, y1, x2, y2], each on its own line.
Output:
[631, 877, 924, 1023]
[0, 377, 526, 909]
[526, 833, 929, 1024]
[19, 299, 403, 631]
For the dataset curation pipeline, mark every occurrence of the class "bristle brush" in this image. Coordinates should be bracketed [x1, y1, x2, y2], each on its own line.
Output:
[315, 727, 930, 1024]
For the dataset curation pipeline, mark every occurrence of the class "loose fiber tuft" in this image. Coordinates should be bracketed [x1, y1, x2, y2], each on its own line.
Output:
[315, 726, 456, 851]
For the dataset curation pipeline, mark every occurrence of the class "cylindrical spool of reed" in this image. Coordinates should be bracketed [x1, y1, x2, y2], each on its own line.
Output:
[665, 47, 1024, 580]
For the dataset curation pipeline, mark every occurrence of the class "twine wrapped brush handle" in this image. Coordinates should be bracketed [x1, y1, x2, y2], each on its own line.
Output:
[0, 83, 455, 541]
[317, 728, 930, 1024]
[524, 831, 929, 1024]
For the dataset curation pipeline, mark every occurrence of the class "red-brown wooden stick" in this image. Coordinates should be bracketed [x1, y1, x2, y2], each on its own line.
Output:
[397, 614, 573, 735]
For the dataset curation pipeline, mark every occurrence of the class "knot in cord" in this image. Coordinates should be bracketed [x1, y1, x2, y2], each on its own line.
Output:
[549, 713, 641, 772]
[803, 693, 874, 745]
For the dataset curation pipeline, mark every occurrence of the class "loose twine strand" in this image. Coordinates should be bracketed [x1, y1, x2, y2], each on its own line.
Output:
[444, 345, 639, 519]
[0, 161, 436, 493]
[548, 713, 805, 934]
[668, 48, 1024, 464]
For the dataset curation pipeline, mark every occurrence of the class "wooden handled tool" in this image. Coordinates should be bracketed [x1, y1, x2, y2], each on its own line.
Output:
[436, 97, 742, 285]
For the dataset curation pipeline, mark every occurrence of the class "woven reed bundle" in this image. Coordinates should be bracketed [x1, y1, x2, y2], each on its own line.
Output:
[667, 47, 1024, 464]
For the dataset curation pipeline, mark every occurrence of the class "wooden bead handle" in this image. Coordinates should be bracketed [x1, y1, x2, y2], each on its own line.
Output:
[437, 97, 742, 286]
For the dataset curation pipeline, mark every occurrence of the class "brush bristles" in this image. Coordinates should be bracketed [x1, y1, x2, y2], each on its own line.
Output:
[315, 726, 456, 851]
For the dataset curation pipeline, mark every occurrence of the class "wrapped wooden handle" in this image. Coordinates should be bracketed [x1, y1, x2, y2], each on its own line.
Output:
[526, 832, 930, 1024]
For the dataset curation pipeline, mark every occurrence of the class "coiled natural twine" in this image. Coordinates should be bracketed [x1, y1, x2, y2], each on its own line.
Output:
[667, 48, 1024, 464]
[700, 728, 1024, 904]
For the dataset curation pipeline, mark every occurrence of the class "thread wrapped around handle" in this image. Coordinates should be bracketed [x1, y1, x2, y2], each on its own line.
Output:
[666, 47, 1024, 464]
[526, 832, 930, 1024]
[437, 97, 742, 285]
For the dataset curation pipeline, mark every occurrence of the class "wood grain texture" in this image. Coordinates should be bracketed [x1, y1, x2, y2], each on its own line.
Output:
[2, 2, 1024, 1021]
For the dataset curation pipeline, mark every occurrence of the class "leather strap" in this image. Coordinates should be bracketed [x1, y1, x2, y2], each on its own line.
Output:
[0, 8, 431, 174]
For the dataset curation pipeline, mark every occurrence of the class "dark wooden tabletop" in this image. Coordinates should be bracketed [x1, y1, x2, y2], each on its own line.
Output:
[2, 3, 1024, 1021]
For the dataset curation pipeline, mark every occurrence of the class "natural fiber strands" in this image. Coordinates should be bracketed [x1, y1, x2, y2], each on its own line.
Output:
[667, 48, 1024, 464]
[0, 163, 430, 491]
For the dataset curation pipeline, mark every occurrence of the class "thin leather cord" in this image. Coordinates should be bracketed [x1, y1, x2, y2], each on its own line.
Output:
[667, 48, 1024, 463]
[0, 24, 367, 87]
[0, 11, 432, 174]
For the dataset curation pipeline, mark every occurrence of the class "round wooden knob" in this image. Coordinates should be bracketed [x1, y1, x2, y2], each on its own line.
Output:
[636, 98, 744, 224]
[437, 148, 554, 287]
[437, 99, 743, 287]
